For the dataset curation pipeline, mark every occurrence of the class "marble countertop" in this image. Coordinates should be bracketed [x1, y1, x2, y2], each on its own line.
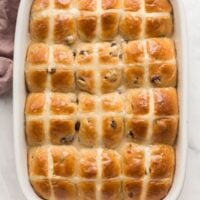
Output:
[0, 0, 199, 199]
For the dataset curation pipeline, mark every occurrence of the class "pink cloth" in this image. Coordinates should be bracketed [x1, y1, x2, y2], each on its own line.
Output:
[0, 0, 20, 95]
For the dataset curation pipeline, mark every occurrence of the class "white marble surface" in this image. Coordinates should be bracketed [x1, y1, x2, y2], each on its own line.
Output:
[0, 0, 200, 199]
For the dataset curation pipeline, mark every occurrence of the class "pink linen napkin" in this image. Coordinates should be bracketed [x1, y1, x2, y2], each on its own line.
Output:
[0, 0, 20, 95]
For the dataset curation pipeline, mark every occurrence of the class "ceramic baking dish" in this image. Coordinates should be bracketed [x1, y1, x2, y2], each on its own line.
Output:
[13, 0, 188, 199]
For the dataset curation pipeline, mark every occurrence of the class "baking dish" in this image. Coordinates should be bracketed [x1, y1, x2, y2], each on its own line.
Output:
[13, 0, 188, 199]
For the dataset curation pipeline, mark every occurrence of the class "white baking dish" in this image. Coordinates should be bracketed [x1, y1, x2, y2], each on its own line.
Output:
[13, 0, 188, 199]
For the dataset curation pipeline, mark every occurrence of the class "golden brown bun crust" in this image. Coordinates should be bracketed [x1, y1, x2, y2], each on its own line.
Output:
[50, 93, 77, 115]
[147, 38, 175, 61]
[30, 0, 173, 42]
[76, 43, 94, 66]
[125, 89, 150, 115]
[31, 179, 51, 200]
[25, 93, 79, 146]
[49, 118, 75, 145]
[145, 0, 172, 12]
[51, 69, 75, 92]
[152, 117, 178, 145]
[25, 88, 178, 146]
[31, 0, 49, 12]
[123, 65, 145, 88]
[76, 70, 96, 94]
[125, 117, 149, 142]
[51, 179, 76, 200]
[79, 150, 97, 178]
[123, 0, 141, 11]
[28, 145, 175, 199]
[102, 150, 121, 178]
[53, 45, 73, 65]
[100, 68, 122, 93]
[78, 93, 96, 113]
[51, 146, 77, 177]
[54, 0, 73, 9]
[28, 147, 48, 177]
[30, 16, 49, 42]
[145, 16, 173, 38]
[77, 0, 96, 11]
[101, 93, 123, 112]
[26, 44, 75, 93]
[26, 120, 45, 145]
[150, 145, 175, 179]
[54, 14, 76, 44]
[100, 12, 119, 40]
[77, 14, 97, 41]
[146, 180, 171, 200]
[101, 180, 121, 200]
[78, 117, 97, 147]
[26, 70, 48, 92]
[27, 43, 73, 66]
[102, 0, 121, 9]
[102, 115, 124, 148]
[149, 63, 177, 87]
[27, 43, 49, 64]
[123, 179, 143, 200]
[77, 181, 96, 200]
[25, 93, 45, 115]
[119, 14, 142, 40]
[26, 39, 177, 93]
[123, 41, 144, 63]
[98, 42, 120, 65]
[154, 88, 178, 116]
[122, 143, 145, 178]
